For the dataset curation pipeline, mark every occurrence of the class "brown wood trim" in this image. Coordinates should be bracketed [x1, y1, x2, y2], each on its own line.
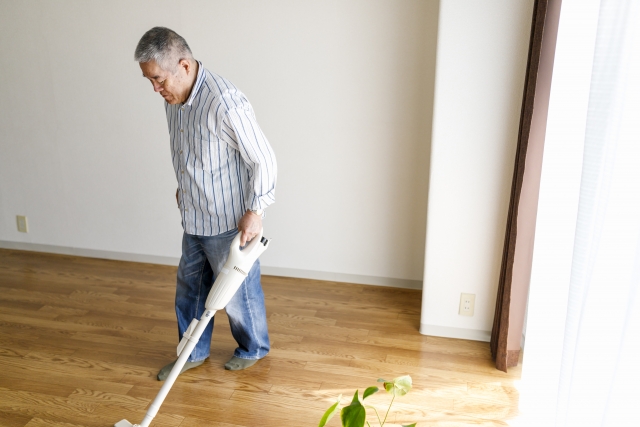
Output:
[491, 0, 549, 372]
[507, 350, 521, 368]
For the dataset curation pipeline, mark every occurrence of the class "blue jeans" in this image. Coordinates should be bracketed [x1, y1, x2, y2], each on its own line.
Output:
[175, 229, 270, 362]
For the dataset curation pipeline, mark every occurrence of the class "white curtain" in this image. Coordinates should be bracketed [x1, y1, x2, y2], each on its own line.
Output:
[554, 0, 640, 425]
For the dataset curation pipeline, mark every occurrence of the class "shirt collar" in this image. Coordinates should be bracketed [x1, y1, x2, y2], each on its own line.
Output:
[184, 61, 205, 107]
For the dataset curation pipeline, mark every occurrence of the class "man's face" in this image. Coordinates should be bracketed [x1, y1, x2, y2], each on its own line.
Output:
[140, 60, 191, 105]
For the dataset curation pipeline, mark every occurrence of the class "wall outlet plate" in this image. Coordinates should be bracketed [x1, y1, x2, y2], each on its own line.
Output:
[459, 293, 475, 316]
[17, 215, 29, 233]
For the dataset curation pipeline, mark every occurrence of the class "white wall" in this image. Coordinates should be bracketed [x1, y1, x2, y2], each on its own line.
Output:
[420, 0, 534, 340]
[0, 0, 438, 287]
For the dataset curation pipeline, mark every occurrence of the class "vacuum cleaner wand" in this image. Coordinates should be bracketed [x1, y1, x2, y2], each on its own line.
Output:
[115, 231, 270, 427]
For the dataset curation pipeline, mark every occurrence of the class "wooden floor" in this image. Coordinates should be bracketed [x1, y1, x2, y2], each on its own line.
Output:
[0, 249, 521, 427]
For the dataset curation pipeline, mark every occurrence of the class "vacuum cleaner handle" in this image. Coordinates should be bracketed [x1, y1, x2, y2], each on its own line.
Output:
[204, 230, 270, 311]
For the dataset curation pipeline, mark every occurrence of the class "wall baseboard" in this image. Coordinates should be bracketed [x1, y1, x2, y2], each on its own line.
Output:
[420, 323, 491, 342]
[0, 240, 422, 290]
[0, 240, 181, 266]
[260, 266, 422, 290]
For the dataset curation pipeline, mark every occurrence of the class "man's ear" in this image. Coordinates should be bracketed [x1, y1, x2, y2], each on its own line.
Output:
[178, 58, 192, 74]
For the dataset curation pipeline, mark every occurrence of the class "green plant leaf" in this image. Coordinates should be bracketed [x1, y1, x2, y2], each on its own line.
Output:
[393, 375, 412, 395]
[363, 386, 379, 400]
[318, 394, 342, 427]
[402, 423, 417, 427]
[340, 390, 366, 427]
[382, 375, 412, 397]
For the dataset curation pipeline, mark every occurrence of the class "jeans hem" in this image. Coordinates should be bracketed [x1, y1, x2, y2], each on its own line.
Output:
[232, 352, 269, 360]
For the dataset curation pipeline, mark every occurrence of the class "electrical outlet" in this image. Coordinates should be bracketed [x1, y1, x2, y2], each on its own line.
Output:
[16, 215, 29, 233]
[459, 293, 475, 316]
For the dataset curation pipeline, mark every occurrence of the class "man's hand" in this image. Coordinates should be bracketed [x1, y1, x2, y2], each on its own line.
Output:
[237, 210, 263, 246]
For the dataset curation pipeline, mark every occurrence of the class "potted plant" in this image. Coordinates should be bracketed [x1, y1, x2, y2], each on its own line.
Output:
[318, 375, 416, 427]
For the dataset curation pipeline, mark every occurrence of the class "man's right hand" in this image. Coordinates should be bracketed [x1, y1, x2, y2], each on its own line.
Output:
[176, 188, 179, 208]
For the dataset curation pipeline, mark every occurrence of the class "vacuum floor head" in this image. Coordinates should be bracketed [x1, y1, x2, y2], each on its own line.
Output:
[115, 419, 137, 427]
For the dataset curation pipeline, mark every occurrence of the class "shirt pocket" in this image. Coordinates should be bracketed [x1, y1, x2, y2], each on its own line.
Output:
[190, 136, 219, 173]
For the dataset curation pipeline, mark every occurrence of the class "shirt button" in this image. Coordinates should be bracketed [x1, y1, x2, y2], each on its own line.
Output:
[180, 129, 183, 132]
[185, 208, 189, 212]
[181, 170, 184, 174]
[179, 150, 183, 154]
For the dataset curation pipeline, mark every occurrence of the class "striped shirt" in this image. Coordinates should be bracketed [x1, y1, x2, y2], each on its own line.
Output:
[166, 62, 277, 236]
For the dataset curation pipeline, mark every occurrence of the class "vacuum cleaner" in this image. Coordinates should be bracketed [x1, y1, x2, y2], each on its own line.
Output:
[115, 230, 270, 427]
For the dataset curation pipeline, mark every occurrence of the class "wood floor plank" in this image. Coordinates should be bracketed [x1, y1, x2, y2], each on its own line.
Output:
[265, 306, 318, 317]
[0, 375, 77, 398]
[269, 311, 337, 327]
[0, 300, 62, 320]
[452, 396, 518, 421]
[0, 363, 133, 395]
[0, 288, 175, 324]
[176, 419, 246, 427]
[269, 313, 370, 338]
[67, 388, 150, 412]
[69, 347, 170, 368]
[23, 418, 93, 427]
[0, 249, 521, 427]
[0, 268, 121, 295]
[390, 406, 512, 426]
[349, 358, 520, 390]
[0, 389, 99, 423]
[126, 379, 235, 403]
[268, 331, 304, 344]
[242, 364, 324, 390]
[0, 410, 33, 427]
[331, 315, 421, 334]
[350, 333, 492, 358]
[230, 388, 329, 412]
[157, 400, 297, 427]
[385, 353, 520, 378]
[1, 351, 152, 383]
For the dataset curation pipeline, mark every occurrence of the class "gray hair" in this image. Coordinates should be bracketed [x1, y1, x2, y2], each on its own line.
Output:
[134, 27, 193, 72]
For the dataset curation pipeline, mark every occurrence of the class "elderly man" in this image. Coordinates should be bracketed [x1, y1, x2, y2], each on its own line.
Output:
[134, 27, 277, 380]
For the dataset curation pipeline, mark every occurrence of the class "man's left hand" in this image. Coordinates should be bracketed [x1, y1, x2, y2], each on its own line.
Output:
[238, 210, 263, 246]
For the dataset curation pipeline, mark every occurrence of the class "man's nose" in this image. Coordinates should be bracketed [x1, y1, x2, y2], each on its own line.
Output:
[152, 82, 162, 92]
